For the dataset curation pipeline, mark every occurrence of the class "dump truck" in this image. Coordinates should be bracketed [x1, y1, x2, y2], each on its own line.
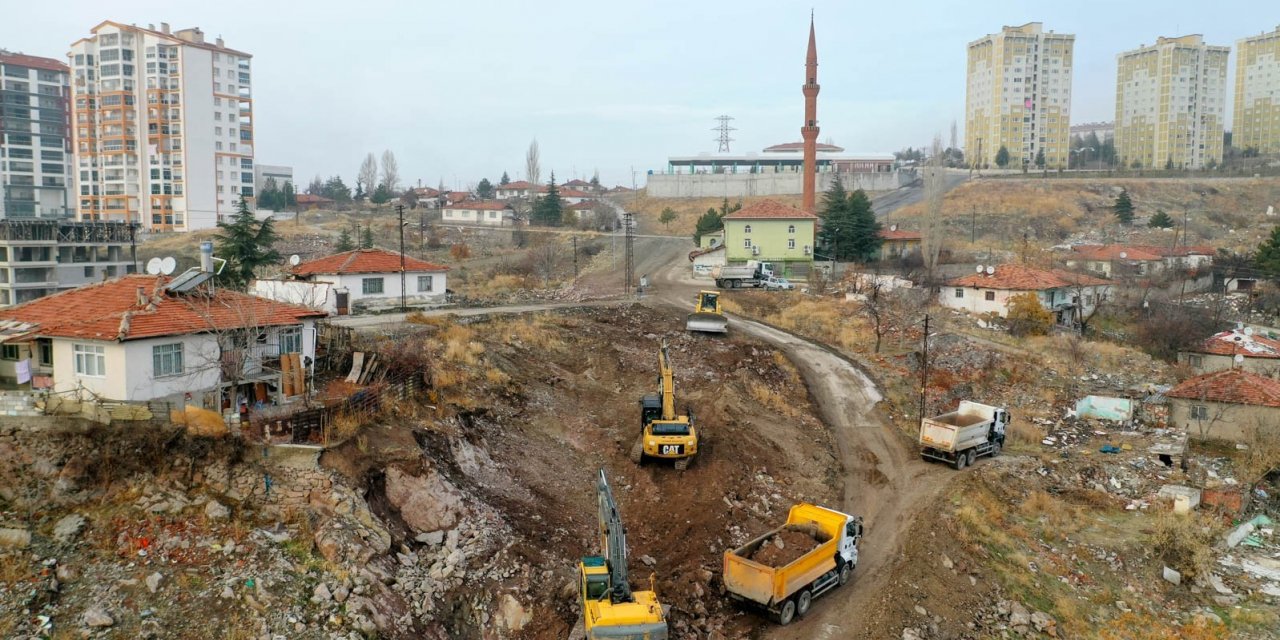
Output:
[919, 400, 1010, 470]
[578, 469, 668, 639]
[723, 503, 863, 625]
[712, 261, 774, 289]
[631, 340, 698, 469]
[686, 290, 728, 333]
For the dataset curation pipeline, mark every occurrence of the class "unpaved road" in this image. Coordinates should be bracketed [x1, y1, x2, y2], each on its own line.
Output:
[645, 237, 947, 639]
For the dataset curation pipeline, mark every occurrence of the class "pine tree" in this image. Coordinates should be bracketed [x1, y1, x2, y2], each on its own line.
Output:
[361, 226, 374, 249]
[476, 178, 495, 199]
[817, 177, 851, 259]
[1113, 188, 1135, 224]
[1034, 148, 1045, 169]
[1148, 209, 1174, 229]
[215, 196, 281, 290]
[499, 171, 510, 186]
[531, 171, 563, 226]
[335, 227, 355, 252]
[1256, 225, 1280, 277]
[370, 183, 392, 205]
[659, 207, 677, 230]
[693, 208, 723, 245]
[995, 145, 1011, 168]
[845, 189, 883, 262]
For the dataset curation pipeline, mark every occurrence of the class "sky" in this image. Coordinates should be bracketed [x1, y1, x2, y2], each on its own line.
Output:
[3, 0, 1275, 188]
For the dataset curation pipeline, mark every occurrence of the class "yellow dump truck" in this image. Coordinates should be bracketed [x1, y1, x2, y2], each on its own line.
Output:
[722, 503, 863, 625]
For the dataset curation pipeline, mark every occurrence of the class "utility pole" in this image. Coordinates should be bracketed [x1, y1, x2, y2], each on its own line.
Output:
[419, 207, 425, 257]
[624, 211, 635, 297]
[573, 235, 579, 278]
[397, 204, 406, 311]
[970, 207, 977, 244]
[919, 314, 930, 425]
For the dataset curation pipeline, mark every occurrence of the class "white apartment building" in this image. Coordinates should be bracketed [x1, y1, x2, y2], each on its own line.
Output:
[1115, 35, 1229, 170]
[966, 23, 1075, 169]
[1, 51, 72, 218]
[68, 21, 254, 232]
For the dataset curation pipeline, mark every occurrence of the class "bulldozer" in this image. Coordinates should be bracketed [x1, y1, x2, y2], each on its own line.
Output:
[578, 469, 668, 639]
[631, 340, 698, 470]
[685, 290, 728, 334]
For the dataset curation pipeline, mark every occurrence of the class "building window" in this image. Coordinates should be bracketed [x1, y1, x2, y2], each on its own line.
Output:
[1, 344, 19, 361]
[38, 341, 52, 366]
[788, 225, 795, 234]
[744, 225, 751, 233]
[418, 275, 434, 292]
[279, 328, 302, 354]
[152, 343, 184, 377]
[1190, 404, 1209, 420]
[1186, 354, 1203, 368]
[788, 239, 796, 249]
[743, 239, 752, 248]
[84, 266, 93, 277]
[362, 277, 384, 294]
[954, 288, 964, 298]
[985, 291, 996, 301]
[73, 343, 106, 377]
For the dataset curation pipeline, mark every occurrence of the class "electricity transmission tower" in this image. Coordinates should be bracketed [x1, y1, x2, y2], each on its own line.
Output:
[623, 211, 635, 296]
[713, 115, 736, 153]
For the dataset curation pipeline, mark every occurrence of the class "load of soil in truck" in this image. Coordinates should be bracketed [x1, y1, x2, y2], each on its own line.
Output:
[745, 526, 824, 567]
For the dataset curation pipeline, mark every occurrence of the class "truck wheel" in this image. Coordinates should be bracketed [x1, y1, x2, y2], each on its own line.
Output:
[966, 449, 977, 467]
[839, 562, 853, 585]
[953, 453, 967, 470]
[777, 600, 796, 625]
[796, 590, 812, 617]
[990, 440, 1002, 457]
[629, 439, 644, 464]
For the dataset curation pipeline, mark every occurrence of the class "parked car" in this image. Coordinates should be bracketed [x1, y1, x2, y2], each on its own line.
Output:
[764, 276, 795, 291]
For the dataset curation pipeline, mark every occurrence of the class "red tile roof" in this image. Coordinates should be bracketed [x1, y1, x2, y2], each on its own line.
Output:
[558, 188, 595, 198]
[413, 187, 441, 197]
[564, 179, 592, 187]
[763, 141, 845, 153]
[879, 228, 922, 241]
[723, 200, 818, 220]
[1188, 330, 1280, 359]
[0, 51, 68, 73]
[292, 248, 448, 277]
[946, 264, 1111, 290]
[498, 181, 534, 190]
[0, 275, 324, 343]
[444, 192, 470, 204]
[1166, 368, 1280, 408]
[445, 200, 510, 211]
[568, 201, 596, 210]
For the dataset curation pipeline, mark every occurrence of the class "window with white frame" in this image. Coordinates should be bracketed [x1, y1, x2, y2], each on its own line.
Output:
[362, 277, 384, 294]
[788, 225, 795, 234]
[73, 344, 105, 376]
[743, 239, 752, 248]
[744, 225, 751, 233]
[279, 327, 302, 354]
[417, 275, 434, 292]
[788, 239, 796, 249]
[152, 343, 184, 377]
[1191, 404, 1209, 420]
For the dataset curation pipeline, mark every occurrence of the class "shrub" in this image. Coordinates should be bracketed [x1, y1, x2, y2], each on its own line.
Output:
[1005, 293, 1053, 336]
[1150, 513, 1216, 580]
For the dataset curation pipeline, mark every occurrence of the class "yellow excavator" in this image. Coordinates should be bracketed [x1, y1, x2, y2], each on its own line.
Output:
[578, 469, 668, 639]
[630, 340, 698, 470]
[685, 290, 727, 333]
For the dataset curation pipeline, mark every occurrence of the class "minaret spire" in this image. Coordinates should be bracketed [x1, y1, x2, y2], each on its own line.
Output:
[801, 13, 821, 213]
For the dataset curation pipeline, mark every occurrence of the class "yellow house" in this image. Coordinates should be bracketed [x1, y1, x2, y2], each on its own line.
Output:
[722, 200, 816, 277]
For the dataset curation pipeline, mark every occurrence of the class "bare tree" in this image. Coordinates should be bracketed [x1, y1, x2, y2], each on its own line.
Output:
[525, 139, 541, 188]
[380, 150, 400, 191]
[920, 134, 947, 286]
[358, 154, 378, 200]
[526, 237, 563, 285]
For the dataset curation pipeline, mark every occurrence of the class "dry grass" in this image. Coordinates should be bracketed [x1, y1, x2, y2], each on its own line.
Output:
[746, 380, 799, 418]
[1150, 513, 1218, 581]
[495, 315, 564, 351]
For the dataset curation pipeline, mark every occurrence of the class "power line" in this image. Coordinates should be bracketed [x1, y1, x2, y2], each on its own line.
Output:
[713, 115, 736, 153]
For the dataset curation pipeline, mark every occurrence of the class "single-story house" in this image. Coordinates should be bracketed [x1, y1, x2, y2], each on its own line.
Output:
[1065, 244, 1215, 278]
[562, 178, 594, 192]
[442, 201, 514, 226]
[688, 244, 726, 276]
[252, 248, 449, 315]
[412, 187, 442, 209]
[940, 264, 1112, 326]
[877, 226, 922, 260]
[1166, 368, 1280, 442]
[296, 194, 335, 210]
[557, 188, 596, 205]
[0, 274, 324, 406]
[495, 181, 536, 200]
[1179, 329, 1280, 377]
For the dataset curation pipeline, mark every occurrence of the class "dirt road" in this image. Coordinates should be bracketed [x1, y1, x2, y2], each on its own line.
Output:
[645, 238, 947, 638]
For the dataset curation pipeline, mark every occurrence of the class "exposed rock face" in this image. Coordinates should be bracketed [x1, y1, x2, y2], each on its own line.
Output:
[495, 594, 532, 632]
[0, 527, 31, 548]
[204, 500, 230, 520]
[53, 513, 86, 544]
[83, 607, 114, 627]
[384, 466, 467, 534]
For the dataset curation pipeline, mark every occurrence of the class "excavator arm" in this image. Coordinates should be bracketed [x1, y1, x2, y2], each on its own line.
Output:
[658, 341, 676, 421]
[597, 468, 632, 603]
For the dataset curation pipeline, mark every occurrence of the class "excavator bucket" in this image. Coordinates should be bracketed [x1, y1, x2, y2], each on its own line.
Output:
[686, 312, 728, 333]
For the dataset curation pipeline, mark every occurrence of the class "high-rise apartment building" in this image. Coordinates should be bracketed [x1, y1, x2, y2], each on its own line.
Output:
[1115, 35, 1229, 170]
[0, 50, 72, 218]
[966, 23, 1074, 170]
[68, 21, 253, 231]
[1234, 26, 1280, 155]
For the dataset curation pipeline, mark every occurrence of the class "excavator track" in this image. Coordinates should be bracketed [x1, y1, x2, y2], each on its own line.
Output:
[630, 438, 644, 464]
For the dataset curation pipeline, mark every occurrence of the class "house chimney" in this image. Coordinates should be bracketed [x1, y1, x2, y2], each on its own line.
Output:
[200, 241, 214, 273]
[137, 287, 147, 306]
[216, 37, 224, 48]
[160, 22, 170, 34]
[148, 23, 156, 31]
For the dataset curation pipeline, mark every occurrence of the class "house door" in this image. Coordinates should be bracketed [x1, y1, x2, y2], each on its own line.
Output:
[336, 291, 350, 315]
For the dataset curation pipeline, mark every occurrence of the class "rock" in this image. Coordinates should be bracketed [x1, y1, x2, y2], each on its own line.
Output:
[415, 530, 445, 546]
[384, 466, 467, 535]
[221, 586, 235, 599]
[312, 583, 332, 603]
[83, 607, 114, 627]
[1009, 601, 1031, 628]
[0, 527, 31, 549]
[55, 455, 89, 493]
[146, 572, 164, 593]
[204, 500, 230, 520]
[903, 629, 924, 640]
[639, 554, 657, 567]
[1031, 611, 1056, 634]
[56, 564, 77, 582]
[1162, 566, 1181, 585]
[941, 555, 954, 570]
[314, 515, 391, 567]
[53, 514, 86, 544]
[333, 584, 350, 603]
[495, 594, 532, 632]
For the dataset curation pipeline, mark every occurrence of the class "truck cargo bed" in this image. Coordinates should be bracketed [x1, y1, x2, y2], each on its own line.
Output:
[934, 413, 987, 427]
[742, 526, 824, 567]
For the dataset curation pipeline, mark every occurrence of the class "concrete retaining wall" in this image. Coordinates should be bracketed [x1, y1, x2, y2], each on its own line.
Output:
[645, 171, 914, 198]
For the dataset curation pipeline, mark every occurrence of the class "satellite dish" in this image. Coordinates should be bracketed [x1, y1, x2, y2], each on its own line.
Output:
[159, 256, 177, 276]
[145, 257, 162, 275]
[890, 224, 898, 232]
[976, 264, 985, 273]
[986, 265, 996, 275]
[289, 254, 301, 266]
[1119, 252, 1127, 259]
[1235, 354, 1245, 364]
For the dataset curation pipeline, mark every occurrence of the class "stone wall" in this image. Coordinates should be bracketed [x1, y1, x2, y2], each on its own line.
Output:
[644, 170, 915, 198]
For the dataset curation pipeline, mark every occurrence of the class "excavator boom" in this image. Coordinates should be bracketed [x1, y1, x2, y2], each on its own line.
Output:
[597, 468, 632, 603]
[658, 342, 676, 421]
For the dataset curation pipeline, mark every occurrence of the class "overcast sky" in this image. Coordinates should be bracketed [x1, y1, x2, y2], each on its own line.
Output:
[4, 0, 1274, 187]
